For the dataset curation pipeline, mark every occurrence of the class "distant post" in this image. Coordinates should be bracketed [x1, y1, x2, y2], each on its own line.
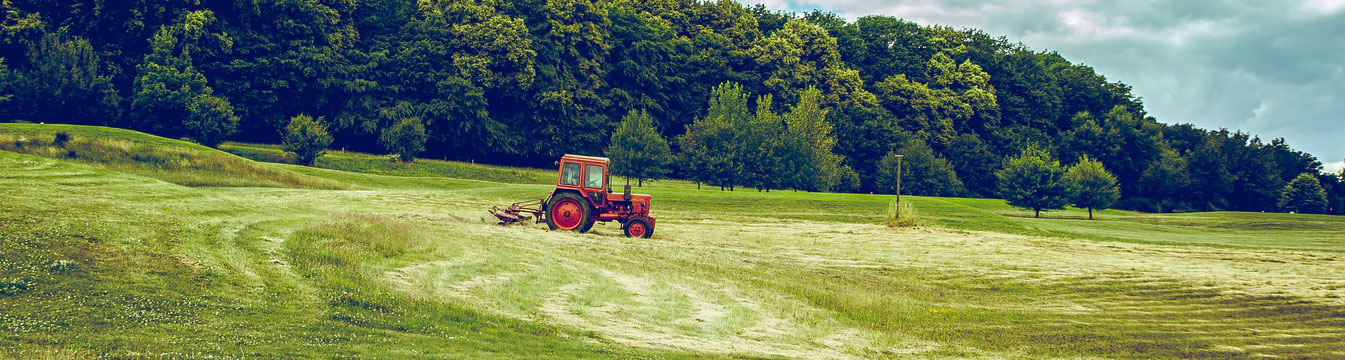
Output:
[896, 154, 904, 211]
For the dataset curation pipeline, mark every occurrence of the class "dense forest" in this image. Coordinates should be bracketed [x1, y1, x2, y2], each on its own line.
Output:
[1, 0, 1341, 214]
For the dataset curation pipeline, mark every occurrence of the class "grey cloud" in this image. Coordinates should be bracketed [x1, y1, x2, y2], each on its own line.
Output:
[745, 0, 1345, 169]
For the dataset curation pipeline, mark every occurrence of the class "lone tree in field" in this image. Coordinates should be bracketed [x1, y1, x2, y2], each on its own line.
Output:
[1279, 173, 1328, 214]
[997, 146, 1069, 218]
[1064, 156, 1120, 220]
[283, 114, 333, 166]
[605, 109, 673, 187]
[381, 117, 427, 162]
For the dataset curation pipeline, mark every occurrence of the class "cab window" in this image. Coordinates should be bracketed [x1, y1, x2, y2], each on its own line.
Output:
[560, 162, 581, 186]
[584, 164, 604, 189]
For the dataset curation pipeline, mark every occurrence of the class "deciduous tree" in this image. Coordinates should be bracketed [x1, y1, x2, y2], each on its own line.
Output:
[1064, 156, 1120, 219]
[783, 86, 843, 191]
[605, 109, 673, 186]
[5, 33, 120, 124]
[997, 146, 1068, 218]
[1279, 173, 1328, 214]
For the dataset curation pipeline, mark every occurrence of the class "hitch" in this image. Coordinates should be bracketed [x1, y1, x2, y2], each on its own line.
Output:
[489, 199, 545, 226]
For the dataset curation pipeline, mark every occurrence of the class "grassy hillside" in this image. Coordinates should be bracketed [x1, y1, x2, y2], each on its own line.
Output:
[221, 142, 555, 185]
[3, 125, 1345, 359]
[0, 124, 347, 189]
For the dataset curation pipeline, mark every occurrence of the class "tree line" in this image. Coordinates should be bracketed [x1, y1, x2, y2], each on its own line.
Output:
[0, 0, 1341, 214]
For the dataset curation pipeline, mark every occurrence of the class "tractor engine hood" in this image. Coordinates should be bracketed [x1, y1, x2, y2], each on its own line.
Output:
[606, 192, 651, 203]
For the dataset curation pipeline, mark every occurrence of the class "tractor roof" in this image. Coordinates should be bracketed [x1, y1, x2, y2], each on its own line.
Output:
[560, 154, 610, 164]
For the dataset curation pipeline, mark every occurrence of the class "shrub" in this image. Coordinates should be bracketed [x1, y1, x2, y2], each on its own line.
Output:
[283, 114, 334, 166]
[184, 94, 238, 147]
[380, 117, 427, 162]
[53, 132, 71, 146]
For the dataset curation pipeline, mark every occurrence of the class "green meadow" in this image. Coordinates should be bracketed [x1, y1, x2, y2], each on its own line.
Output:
[2, 124, 1343, 359]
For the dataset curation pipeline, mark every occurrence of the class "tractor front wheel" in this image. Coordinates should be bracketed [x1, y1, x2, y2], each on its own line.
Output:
[623, 218, 653, 238]
[547, 193, 592, 233]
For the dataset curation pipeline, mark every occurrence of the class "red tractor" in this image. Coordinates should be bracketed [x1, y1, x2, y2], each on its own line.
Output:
[489, 154, 656, 238]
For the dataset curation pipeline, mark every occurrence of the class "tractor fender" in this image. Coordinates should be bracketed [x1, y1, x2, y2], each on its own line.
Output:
[547, 189, 598, 211]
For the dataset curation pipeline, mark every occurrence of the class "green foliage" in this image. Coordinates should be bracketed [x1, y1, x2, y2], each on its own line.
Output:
[1064, 156, 1120, 219]
[874, 138, 964, 197]
[283, 115, 334, 166]
[679, 82, 749, 190]
[874, 47, 998, 148]
[783, 87, 843, 191]
[0, 58, 10, 108]
[741, 94, 787, 192]
[997, 146, 1069, 217]
[605, 109, 673, 186]
[131, 11, 235, 144]
[1136, 149, 1190, 212]
[3, 33, 120, 124]
[945, 133, 1000, 197]
[750, 19, 876, 110]
[184, 94, 238, 147]
[1279, 173, 1328, 214]
[381, 117, 427, 162]
[0, 0, 43, 44]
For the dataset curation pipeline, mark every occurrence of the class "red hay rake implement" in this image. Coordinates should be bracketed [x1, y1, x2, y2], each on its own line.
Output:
[489, 199, 545, 226]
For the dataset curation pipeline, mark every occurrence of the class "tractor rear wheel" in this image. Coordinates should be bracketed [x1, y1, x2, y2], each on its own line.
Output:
[623, 218, 653, 238]
[547, 193, 592, 232]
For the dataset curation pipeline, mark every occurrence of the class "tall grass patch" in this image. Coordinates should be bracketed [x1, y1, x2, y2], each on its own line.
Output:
[886, 198, 918, 228]
[284, 214, 445, 332]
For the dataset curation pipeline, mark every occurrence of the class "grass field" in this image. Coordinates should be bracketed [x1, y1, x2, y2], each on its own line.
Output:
[3, 123, 1344, 359]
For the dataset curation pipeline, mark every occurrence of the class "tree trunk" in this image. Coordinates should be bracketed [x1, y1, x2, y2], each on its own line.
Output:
[1088, 207, 1093, 220]
[697, 181, 700, 190]
[638, 178, 643, 187]
[1035, 209, 1040, 218]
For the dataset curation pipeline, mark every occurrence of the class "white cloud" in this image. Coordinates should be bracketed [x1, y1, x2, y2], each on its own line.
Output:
[1325, 161, 1345, 175]
[1304, 0, 1345, 14]
[1057, 10, 1135, 41]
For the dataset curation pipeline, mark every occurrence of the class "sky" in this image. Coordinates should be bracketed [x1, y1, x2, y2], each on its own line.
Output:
[742, 0, 1345, 175]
